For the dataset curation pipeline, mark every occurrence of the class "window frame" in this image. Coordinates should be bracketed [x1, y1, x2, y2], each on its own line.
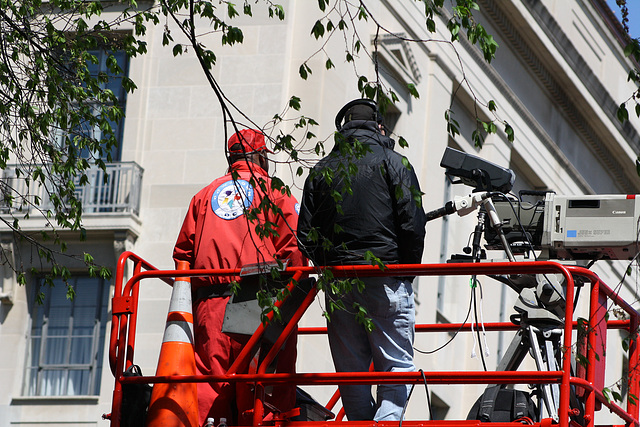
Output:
[23, 275, 110, 397]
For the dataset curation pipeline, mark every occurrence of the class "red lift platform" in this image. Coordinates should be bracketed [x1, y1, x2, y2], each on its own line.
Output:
[105, 251, 640, 427]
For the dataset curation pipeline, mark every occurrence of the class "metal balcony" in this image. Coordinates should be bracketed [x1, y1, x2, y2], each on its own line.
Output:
[0, 162, 144, 217]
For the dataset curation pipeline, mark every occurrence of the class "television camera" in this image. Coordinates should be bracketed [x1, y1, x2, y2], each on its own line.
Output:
[429, 147, 640, 422]
[430, 147, 640, 262]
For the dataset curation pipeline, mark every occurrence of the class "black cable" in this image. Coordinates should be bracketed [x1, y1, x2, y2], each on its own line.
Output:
[399, 368, 433, 424]
[414, 283, 474, 355]
[421, 369, 433, 421]
[472, 279, 488, 371]
[496, 192, 538, 259]
[573, 284, 582, 312]
[497, 192, 568, 305]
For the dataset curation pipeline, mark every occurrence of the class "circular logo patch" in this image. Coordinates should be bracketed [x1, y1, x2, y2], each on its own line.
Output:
[211, 179, 254, 220]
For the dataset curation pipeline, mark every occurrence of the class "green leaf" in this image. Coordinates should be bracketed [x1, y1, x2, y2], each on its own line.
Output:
[325, 58, 334, 69]
[222, 26, 244, 45]
[426, 18, 436, 33]
[299, 63, 310, 80]
[401, 156, 411, 169]
[618, 103, 630, 123]
[445, 110, 460, 137]
[66, 284, 76, 300]
[227, 2, 239, 18]
[395, 184, 404, 200]
[472, 130, 484, 148]
[311, 20, 325, 39]
[448, 19, 460, 41]
[364, 250, 385, 269]
[407, 83, 420, 99]
[624, 41, 636, 57]
[289, 95, 301, 110]
[357, 75, 368, 92]
[504, 123, 514, 142]
[612, 390, 622, 402]
[269, 4, 285, 20]
[358, 6, 368, 20]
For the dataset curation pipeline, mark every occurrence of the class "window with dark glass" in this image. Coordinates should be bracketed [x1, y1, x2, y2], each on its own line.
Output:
[61, 49, 129, 162]
[23, 276, 110, 396]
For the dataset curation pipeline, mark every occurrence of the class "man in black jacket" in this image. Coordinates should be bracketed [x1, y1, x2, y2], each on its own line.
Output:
[297, 99, 427, 421]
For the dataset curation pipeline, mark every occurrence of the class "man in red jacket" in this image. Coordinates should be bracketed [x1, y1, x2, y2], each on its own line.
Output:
[173, 128, 306, 426]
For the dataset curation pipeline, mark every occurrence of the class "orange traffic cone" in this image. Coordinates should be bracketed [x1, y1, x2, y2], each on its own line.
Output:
[146, 260, 199, 427]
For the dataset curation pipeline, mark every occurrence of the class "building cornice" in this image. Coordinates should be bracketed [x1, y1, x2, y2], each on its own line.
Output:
[487, 0, 639, 193]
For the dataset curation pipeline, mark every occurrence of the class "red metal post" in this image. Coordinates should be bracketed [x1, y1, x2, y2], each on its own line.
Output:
[108, 252, 174, 427]
[629, 311, 640, 421]
[559, 266, 575, 427]
[252, 270, 312, 425]
[583, 275, 601, 427]
[125, 262, 143, 370]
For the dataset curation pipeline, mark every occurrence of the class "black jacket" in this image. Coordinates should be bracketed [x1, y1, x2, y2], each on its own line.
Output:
[297, 120, 426, 267]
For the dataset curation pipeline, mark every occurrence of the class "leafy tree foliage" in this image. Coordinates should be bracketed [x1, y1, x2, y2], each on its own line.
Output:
[0, 0, 505, 296]
[0, 0, 156, 291]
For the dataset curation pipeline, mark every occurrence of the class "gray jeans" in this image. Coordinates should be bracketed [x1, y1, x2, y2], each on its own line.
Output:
[326, 276, 416, 421]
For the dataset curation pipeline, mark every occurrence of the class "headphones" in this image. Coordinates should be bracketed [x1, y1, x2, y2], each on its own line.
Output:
[334, 98, 380, 130]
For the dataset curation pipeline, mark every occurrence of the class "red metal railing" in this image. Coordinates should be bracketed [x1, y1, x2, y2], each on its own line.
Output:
[105, 252, 640, 427]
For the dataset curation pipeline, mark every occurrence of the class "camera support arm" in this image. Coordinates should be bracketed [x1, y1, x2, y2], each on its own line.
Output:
[425, 192, 490, 222]
[427, 192, 516, 262]
[482, 197, 516, 262]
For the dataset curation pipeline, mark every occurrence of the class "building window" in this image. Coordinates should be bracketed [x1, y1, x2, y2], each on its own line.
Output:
[23, 276, 110, 396]
[55, 48, 129, 162]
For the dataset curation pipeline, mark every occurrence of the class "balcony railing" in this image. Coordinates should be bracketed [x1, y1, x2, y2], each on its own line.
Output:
[0, 162, 143, 217]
